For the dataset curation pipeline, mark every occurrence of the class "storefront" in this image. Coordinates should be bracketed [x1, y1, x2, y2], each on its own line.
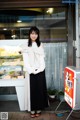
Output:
[0, 0, 78, 111]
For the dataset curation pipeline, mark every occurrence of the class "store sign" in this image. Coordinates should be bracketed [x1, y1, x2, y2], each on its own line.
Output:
[64, 66, 80, 110]
[62, 0, 77, 3]
[64, 67, 75, 108]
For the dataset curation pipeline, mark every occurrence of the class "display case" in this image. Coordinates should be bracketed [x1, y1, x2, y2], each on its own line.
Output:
[0, 40, 27, 111]
[0, 40, 25, 79]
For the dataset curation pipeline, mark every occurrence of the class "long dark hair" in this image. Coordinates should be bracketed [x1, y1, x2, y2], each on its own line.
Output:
[28, 26, 41, 47]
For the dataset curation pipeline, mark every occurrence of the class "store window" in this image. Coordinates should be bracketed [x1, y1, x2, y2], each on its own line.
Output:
[0, 7, 67, 42]
[0, 7, 67, 90]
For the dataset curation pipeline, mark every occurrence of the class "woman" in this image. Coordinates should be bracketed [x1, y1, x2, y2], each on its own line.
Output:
[21, 26, 48, 118]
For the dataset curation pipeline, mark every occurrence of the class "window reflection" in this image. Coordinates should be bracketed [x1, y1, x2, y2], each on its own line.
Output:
[0, 7, 66, 42]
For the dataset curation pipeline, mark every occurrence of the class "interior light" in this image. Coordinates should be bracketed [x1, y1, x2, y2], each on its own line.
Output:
[3, 28, 7, 30]
[11, 35, 17, 39]
[46, 8, 54, 14]
[17, 20, 22, 23]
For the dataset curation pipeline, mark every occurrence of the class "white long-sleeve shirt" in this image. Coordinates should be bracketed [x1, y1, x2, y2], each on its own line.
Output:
[21, 42, 45, 74]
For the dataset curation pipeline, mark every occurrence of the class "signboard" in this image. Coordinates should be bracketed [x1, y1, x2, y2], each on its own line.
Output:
[64, 67, 75, 108]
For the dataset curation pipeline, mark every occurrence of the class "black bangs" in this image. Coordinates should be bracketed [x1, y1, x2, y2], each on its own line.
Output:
[29, 26, 39, 35]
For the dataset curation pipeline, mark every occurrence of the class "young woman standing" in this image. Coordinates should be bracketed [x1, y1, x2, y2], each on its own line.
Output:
[21, 26, 48, 118]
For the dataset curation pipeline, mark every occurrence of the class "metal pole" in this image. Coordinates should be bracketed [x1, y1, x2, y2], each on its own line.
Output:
[66, 109, 74, 120]
[75, 0, 79, 68]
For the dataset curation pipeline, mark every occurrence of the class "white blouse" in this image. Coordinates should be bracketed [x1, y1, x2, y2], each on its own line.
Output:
[21, 42, 45, 74]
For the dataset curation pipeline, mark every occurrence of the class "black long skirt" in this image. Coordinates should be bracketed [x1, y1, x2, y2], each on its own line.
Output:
[30, 70, 48, 111]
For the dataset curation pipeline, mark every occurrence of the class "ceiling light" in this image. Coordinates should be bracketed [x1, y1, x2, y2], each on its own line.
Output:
[46, 8, 54, 14]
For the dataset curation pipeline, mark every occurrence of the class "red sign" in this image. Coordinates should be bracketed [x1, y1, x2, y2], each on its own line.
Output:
[64, 67, 75, 108]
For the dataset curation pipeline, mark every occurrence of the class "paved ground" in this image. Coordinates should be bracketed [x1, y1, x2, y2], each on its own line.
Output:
[0, 100, 71, 112]
[8, 111, 70, 120]
[0, 100, 80, 120]
[7, 111, 80, 120]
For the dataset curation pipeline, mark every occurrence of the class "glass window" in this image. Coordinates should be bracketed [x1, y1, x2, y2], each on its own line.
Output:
[0, 7, 67, 42]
